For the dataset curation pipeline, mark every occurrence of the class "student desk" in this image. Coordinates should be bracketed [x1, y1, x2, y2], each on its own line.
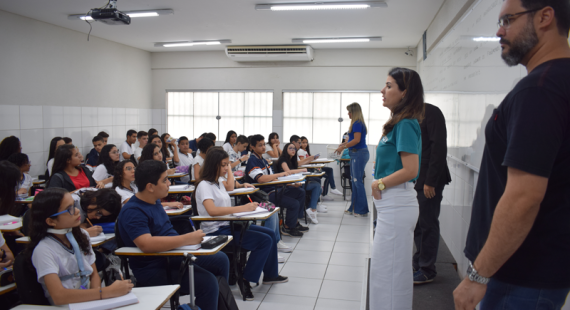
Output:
[15, 197, 34, 204]
[0, 220, 22, 232]
[253, 176, 306, 212]
[32, 179, 45, 185]
[300, 163, 325, 169]
[164, 205, 192, 216]
[168, 185, 195, 194]
[11, 285, 181, 310]
[167, 173, 189, 179]
[310, 159, 335, 164]
[0, 283, 16, 296]
[114, 236, 233, 257]
[227, 187, 259, 206]
[15, 233, 116, 247]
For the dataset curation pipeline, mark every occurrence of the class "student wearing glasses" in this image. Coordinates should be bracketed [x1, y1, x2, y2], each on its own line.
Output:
[25, 188, 133, 305]
[47, 145, 102, 192]
[78, 189, 122, 237]
[119, 130, 137, 161]
[92, 145, 120, 188]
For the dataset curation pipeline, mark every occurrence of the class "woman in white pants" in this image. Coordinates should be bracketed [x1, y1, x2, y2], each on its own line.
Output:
[370, 67, 424, 310]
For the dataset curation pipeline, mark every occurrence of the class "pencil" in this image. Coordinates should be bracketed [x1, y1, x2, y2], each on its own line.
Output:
[86, 218, 93, 227]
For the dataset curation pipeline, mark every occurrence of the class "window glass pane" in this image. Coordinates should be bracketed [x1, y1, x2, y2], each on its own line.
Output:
[167, 92, 194, 139]
[341, 93, 371, 143]
[313, 93, 341, 144]
[244, 92, 273, 137]
[283, 92, 313, 143]
[219, 93, 245, 139]
[368, 93, 392, 147]
[193, 92, 219, 139]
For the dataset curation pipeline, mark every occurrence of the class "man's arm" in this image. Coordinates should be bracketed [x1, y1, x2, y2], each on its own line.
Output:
[133, 232, 205, 252]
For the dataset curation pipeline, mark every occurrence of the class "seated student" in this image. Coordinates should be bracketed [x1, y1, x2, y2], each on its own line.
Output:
[97, 131, 109, 145]
[25, 188, 133, 305]
[47, 137, 65, 177]
[117, 160, 228, 310]
[0, 230, 15, 269]
[8, 153, 33, 196]
[194, 138, 214, 181]
[290, 135, 315, 166]
[161, 133, 179, 165]
[139, 143, 177, 176]
[222, 130, 237, 154]
[275, 143, 326, 224]
[195, 133, 216, 157]
[188, 133, 205, 153]
[147, 128, 158, 138]
[227, 135, 249, 172]
[300, 137, 343, 201]
[119, 130, 137, 161]
[265, 132, 282, 159]
[86, 136, 105, 169]
[92, 145, 120, 188]
[78, 189, 121, 237]
[47, 145, 102, 192]
[177, 136, 194, 183]
[148, 135, 166, 163]
[63, 137, 73, 145]
[113, 160, 183, 209]
[133, 131, 148, 164]
[0, 136, 21, 161]
[0, 160, 22, 216]
[245, 135, 307, 237]
[196, 147, 288, 300]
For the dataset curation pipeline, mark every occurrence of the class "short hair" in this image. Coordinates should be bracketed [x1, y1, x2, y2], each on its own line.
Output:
[7, 153, 29, 168]
[97, 131, 109, 138]
[178, 136, 189, 143]
[250, 134, 265, 148]
[134, 160, 167, 192]
[92, 136, 104, 143]
[137, 131, 148, 139]
[289, 135, 301, 143]
[236, 135, 249, 145]
[126, 129, 137, 138]
[148, 128, 158, 137]
[199, 133, 207, 138]
[521, 0, 570, 35]
[204, 132, 216, 141]
[198, 138, 215, 153]
[63, 137, 72, 144]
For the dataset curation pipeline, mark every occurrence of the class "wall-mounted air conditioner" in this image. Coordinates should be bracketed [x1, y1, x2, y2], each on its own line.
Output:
[225, 45, 314, 62]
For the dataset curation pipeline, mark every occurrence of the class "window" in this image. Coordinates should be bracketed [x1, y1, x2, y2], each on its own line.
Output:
[167, 91, 273, 140]
[283, 92, 390, 145]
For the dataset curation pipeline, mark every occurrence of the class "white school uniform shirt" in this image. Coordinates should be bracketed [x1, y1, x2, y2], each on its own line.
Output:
[92, 165, 113, 188]
[193, 155, 205, 180]
[297, 149, 308, 159]
[134, 146, 143, 163]
[32, 229, 96, 305]
[115, 183, 138, 205]
[19, 173, 33, 191]
[227, 147, 241, 172]
[119, 141, 133, 161]
[0, 232, 5, 247]
[47, 158, 54, 177]
[222, 142, 233, 154]
[179, 152, 194, 183]
[263, 144, 274, 160]
[195, 180, 231, 234]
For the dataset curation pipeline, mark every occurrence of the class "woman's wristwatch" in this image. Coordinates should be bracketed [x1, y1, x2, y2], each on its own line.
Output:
[377, 178, 386, 191]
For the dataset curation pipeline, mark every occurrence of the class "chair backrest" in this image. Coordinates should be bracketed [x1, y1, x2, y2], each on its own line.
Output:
[114, 218, 125, 248]
[21, 210, 31, 236]
[13, 252, 50, 305]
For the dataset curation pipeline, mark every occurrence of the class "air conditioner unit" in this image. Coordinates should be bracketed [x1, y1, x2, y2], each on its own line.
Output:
[225, 45, 314, 62]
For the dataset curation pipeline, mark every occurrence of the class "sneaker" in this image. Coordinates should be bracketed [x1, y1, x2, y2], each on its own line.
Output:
[321, 195, 334, 201]
[263, 275, 289, 284]
[278, 255, 285, 263]
[413, 270, 435, 284]
[317, 203, 328, 213]
[354, 213, 368, 217]
[296, 222, 309, 232]
[281, 227, 304, 237]
[277, 240, 293, 253]
[344, 210, 353, 215]
[306, 209, 319, 224]
[330, 188, 343, 195]
[237, 278, 254, 301]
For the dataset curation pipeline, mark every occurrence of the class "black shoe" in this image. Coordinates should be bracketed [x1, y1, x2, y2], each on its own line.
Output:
[281, 227, 304, 237]
[263, 275, 289, 284]
[237, 278, 254, 301]
[296, 222, 309, 232]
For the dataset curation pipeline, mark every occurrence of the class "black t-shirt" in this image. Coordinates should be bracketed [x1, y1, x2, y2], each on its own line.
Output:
[464, 59, 570, 289]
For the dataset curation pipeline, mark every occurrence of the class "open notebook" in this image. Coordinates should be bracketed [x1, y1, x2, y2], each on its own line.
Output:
[0, 215, 20, 226]
[169, 184, 194, 191]
[69, 292, 138, 310]
[277, 173, 303, 181]
[89, 232, 106, 243]
[173, 236, 214, 251]
[226, 188, 255, 195]
[233, 207, 271, 217]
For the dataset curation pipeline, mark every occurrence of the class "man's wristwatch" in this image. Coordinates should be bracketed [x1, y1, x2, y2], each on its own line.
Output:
[466, 260, 490, 285]
[377, 178, 386, 191]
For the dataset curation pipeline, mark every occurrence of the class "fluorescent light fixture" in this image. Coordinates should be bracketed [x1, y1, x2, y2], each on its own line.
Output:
[472, 37, 500, 42]
[292, 37, 381, 44]
[68, 9, 173, 21]
[255, 2, 387, 11]
[155, 40, 232, 48]
[127, 12, 159, 18]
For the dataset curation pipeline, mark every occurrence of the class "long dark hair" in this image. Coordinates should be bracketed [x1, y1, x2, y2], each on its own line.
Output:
[161, 133, 173, 156]
[97, 144, 118, 174]
[276, 143, 298, 173]
[224, 130, 237, 144]
[139, 143, 159, 164]
[113, 160, 135, 189]
[300, 136, 311, 156]
[0, 160, 21, 216]
[47, 137, 64, 166]
[382, 67, 425, 137]
[196, 147, 229, 187]
[149, 135, 165, 161]
[0, 136, 20, 161]
[80, 188, 121, 223]
[24, 188, 91, 266]
[48, 144, 78, 185]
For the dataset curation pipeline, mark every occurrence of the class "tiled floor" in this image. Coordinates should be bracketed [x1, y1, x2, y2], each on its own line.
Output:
[171, 196, 371, 309]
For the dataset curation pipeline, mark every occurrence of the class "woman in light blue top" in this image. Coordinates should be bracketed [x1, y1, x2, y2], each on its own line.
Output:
[369, 67, 424, 310]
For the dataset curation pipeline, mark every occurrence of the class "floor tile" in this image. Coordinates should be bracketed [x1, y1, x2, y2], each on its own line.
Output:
[234, 297, 263, 310]
[314, 297, 361, 309]
[339, 224, 371, 234]
[336, 232, 370, 244]
[304, 223, 340, 233]
[315, 217, 343, 225]
[319, 279, 362, 301]
[301, 231, 338, 242]
[295, 239, 335, 252]
[280, 261, 328, 279]
[324, 264, 365, 282]
[329, 252, 369, 267]
[258, 294, 316, 310]
[288, 249, 331, 264]
[333, 241, 370, 254]
[341, 217, 371, 226]
[280, 236, 302, 245]
[267, 276, 323, 298]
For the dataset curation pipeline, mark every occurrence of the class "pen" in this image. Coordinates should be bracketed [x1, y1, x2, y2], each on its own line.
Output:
[119, 269, 124, 280]
[85, 218, 93, 227]
[189, 218, 196, 231]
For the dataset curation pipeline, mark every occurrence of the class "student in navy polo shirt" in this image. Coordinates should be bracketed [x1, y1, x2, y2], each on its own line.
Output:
[245, 134, 307, 237]
[188, 133, 205, 153]
[86, 136, 104, 169]
[117, 160, 229, 310]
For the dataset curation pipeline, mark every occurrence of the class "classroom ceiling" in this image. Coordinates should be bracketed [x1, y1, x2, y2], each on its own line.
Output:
[0, 0, 445, 52]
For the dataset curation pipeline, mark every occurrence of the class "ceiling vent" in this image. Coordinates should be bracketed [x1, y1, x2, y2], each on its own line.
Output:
[225, 45, 314, 62]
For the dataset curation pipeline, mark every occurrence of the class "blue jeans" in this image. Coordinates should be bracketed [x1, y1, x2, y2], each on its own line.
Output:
[209, 225, 279, 283]
[348, 148, 369, 215]
[322, 167, 336, 196]
[481, 278, 570, 310]
[263, 213, 281, 242]
[268, 187, 305, 228]
[299, 181, 321, 218]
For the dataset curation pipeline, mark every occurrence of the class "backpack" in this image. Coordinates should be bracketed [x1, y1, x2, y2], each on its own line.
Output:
[216, 275, 239, 310]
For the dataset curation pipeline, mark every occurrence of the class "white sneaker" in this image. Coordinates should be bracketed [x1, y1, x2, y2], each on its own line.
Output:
[278, 255, 285, 263]
[277, 240, 293, 253]
[321, 195, 334, 201]
[305, 209, 319, 224]
[330, 188, 343, 196]
[317, 203, 328, 213]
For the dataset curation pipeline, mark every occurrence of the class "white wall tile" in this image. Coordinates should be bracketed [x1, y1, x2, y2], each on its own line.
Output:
[112, 126, 127, 145]
[160, 109, 166, 125]
[20, 105, 43, 129]
[42, 106, 64, 129]
[151, 109, 162, 125]
[138, 109, 151, 125]
[20, 129, 45, 153]
[81, 127, 98, 148]
[81, 107, 97, 127]
[113, 108, 126, 126]
[125, 108, 138, 127]
[0, 105, 20, 130]
[43, 128, 64, 154]
[97, 127, 112, 138]
[98, 107, 113, 127]
[64, 107, 82, 128]
[27, 152, 45, 177]
[0, 130, 21, 144]
[63, 127, 83, 148]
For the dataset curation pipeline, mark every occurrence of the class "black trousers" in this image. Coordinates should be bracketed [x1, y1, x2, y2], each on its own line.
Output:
[412, 184, 445, 278]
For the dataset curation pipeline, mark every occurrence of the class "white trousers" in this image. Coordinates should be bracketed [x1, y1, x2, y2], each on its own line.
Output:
[369, 183, 419, 310]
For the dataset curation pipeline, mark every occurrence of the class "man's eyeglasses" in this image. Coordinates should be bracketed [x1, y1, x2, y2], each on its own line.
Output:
[50, 204, 78, 217]
[498, 8, 542, 28]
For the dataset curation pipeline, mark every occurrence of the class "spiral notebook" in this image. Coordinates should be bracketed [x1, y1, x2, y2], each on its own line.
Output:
[69, 292, 138, 310]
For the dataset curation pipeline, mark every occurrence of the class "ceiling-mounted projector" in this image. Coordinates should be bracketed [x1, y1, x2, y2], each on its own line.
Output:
[90, 0, 130, 25]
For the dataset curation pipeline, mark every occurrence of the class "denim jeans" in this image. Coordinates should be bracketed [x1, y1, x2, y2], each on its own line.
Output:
[297, 181, 322, 218]
[322, 167, 336, 196]
[481, 278, 570, 310]
[269, 187, 305, 228]
[347, 148, 370, 215]
[262, 213, 281, 242]
[209, 225, 279, 283]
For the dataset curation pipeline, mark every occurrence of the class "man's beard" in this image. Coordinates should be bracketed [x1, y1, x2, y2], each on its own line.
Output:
[500, 18, 539, 66]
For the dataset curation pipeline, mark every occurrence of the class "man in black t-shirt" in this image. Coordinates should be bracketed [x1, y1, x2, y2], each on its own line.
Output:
[454, 1, 570, 309]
